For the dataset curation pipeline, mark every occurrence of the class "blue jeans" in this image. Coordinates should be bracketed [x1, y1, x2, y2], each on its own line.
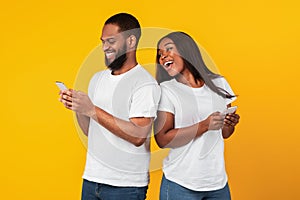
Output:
[160, 175, 231, 200]
[81, 179, 148, 200]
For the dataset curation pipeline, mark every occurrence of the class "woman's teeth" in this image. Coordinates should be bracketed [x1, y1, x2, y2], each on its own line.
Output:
[164, 61, 173, 66]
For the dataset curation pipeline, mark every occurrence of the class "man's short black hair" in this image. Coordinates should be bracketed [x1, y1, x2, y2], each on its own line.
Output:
[105, 13, 141, 44]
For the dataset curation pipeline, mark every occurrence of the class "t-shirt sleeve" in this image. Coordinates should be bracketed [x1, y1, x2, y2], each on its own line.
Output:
[129, 83, 161, 119]
[220, 77, 237, 105]
[158, 85, 175, 114]
[88, 72, 103, 100]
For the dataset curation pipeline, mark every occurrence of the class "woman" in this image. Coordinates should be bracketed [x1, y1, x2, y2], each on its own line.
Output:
[154, 32, 240, 200]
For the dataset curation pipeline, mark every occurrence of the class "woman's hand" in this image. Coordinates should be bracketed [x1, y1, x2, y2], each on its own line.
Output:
[224, 113, 240, 127]
[205, 112, 226, 130]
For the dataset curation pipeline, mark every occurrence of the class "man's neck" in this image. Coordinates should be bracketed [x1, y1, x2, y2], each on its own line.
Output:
[112, 53, 137, 75]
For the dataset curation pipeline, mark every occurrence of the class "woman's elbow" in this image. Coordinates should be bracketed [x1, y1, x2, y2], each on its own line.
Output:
[154, 137, 168, 149]
[222, 132, 233, 139]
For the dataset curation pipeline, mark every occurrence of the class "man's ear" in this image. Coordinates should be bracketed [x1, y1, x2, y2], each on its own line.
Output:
[127, 35, 137, 49]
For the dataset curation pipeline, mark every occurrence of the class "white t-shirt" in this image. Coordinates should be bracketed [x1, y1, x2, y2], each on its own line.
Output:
[82, 64, 161, 187]
[158, 77, 236, 191]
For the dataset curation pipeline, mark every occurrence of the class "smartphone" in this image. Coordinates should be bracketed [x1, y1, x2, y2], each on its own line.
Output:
[223, 106, 237, 115]
[55, 81, 68, 90]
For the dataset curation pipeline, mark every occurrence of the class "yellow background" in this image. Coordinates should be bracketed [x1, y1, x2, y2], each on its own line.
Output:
[1, 0, 300, 199]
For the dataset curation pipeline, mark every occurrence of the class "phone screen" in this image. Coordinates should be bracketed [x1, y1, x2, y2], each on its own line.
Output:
[223, 106, 237, 115]
[55, 81, 68, 90]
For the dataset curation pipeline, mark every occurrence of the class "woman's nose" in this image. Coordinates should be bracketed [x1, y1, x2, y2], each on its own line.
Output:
[160, 51, 167, 59]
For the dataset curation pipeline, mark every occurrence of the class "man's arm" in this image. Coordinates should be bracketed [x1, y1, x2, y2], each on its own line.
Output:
[93, 106, 153, 147]
[60, 90, 90, 136]
[61, 90, 153, 146]
[76, 113, 90, 136]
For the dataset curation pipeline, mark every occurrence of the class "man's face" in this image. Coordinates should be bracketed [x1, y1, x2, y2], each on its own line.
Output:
[101, 24, 127, 69]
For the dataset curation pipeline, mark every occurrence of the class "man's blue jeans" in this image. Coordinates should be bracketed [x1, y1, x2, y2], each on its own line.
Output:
[160, 175, 231, 200]
[81, 179, 148, 200]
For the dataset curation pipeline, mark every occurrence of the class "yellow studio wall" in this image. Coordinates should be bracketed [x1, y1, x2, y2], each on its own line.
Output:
[0, 0, 299, 199]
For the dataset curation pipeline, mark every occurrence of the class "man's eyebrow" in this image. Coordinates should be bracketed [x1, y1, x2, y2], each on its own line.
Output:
[100, 37, 115, 41]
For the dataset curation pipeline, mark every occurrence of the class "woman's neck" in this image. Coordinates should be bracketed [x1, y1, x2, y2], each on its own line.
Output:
[175, 70, 204, 88]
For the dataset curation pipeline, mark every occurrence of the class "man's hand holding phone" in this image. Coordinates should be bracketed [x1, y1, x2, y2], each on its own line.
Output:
[56, 81, 96, 118]
[56, 81, 73, 110]
[56, 81, 68, 91]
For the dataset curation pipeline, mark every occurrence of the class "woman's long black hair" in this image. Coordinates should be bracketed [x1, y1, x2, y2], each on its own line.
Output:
[156, 31, 235, 99]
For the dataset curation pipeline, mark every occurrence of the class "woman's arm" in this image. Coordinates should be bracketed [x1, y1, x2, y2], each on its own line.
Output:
[154, 111, 225, 148]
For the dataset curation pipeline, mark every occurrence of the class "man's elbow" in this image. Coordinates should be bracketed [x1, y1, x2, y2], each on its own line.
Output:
[133, 138, 147, 147]
[132, 127, 151, 147]
[83, 130, 89, 136]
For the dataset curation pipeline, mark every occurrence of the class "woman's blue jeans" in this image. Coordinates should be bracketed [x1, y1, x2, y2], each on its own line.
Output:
[160, 174, 231, 200]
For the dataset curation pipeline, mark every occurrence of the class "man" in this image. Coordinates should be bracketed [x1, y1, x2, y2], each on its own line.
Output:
[60, 13, 161, 200]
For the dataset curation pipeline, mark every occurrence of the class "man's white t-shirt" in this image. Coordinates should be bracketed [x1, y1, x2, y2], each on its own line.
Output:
[158, 77, 236, 191]
[82, 64, 161, 187]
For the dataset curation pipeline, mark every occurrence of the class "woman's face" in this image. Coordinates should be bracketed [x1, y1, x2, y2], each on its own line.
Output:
[158, 38, 185, 77]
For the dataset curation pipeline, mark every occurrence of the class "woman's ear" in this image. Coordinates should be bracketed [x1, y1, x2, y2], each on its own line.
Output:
[127, 35, 137, 49]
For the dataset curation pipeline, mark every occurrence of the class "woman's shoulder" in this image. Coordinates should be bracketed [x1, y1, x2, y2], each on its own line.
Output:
[160, 79, 177, 89]
[211, 76, 230, 87]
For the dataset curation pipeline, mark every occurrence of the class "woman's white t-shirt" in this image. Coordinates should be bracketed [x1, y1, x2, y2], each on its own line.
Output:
[158, 77, 236, 191]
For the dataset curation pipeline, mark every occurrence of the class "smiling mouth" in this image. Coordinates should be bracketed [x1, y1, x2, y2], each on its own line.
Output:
[105, 51, 115, 58]
[164, 61, 173, 67]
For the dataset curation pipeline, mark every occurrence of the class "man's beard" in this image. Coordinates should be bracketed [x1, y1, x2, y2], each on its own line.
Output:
[105, 44, 127, 72]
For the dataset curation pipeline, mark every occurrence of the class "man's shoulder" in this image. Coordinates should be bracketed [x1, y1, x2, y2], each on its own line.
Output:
[130, 64, 157, 84]
[91, 69, 110, 79]
[89, 69, 110, 85]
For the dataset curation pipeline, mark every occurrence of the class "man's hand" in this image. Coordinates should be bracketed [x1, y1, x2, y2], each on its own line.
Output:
[71, 90, 96, 118]
[59, 89, 73, 110]
[59, 89, 96, 118]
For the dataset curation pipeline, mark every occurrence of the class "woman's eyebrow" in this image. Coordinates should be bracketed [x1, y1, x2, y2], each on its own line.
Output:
[164, 42, 174, 46]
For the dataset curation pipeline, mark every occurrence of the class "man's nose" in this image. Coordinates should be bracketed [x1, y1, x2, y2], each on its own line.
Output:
[102, 42, 110, 51]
